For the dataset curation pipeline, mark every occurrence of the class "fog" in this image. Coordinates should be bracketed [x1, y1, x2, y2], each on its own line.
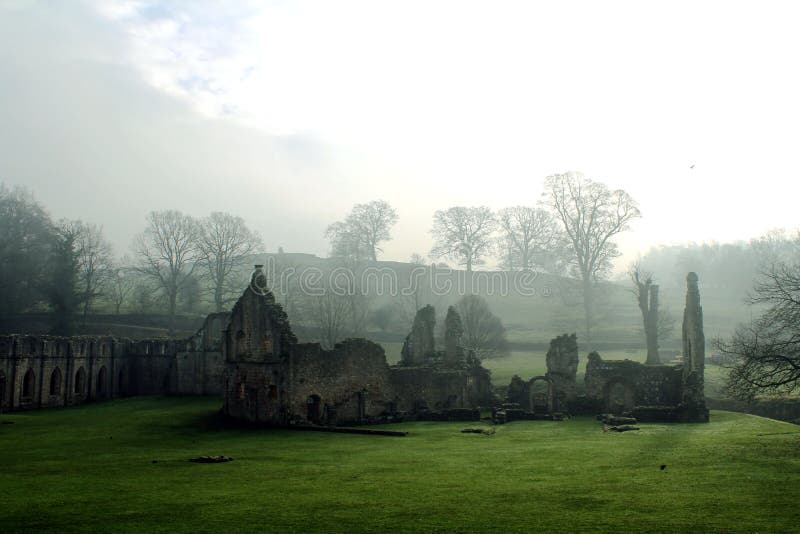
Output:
[2, 1, 800, 267]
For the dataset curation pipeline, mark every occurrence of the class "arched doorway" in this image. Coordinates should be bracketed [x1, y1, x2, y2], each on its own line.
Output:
[49, 368, 62, 396]
[605, 380, 635, 414]
[96, 366, 108, 398]
[529, 376, 553, 414]
[306, 394, 321, 424]
[22, 369, 35, 400]
[74, 367, 86, 396]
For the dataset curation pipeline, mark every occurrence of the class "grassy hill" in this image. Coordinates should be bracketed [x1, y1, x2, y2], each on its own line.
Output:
[1, 397, 798, 532]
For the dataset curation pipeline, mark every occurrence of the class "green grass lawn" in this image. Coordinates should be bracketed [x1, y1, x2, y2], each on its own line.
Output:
[1, 398, 798, 532]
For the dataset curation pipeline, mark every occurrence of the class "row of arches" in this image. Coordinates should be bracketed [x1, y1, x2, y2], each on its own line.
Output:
[1, 366, 128, 406]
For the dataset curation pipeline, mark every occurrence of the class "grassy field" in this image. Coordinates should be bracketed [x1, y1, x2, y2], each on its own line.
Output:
[1, 397, 798, 532]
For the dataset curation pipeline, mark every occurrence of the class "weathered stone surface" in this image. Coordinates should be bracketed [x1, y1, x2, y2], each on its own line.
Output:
[401, 305, 436, 366]
[443, 306, 464, 366]
[583, 272, 709, 423]
[0, 312, 227, 412]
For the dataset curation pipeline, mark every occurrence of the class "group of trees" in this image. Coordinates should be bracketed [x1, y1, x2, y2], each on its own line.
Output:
[0, 184, 264, 336]
[326, 173, 641, 347]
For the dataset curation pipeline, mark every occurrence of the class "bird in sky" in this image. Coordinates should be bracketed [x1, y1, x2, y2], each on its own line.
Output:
[689, 164, 695, 169]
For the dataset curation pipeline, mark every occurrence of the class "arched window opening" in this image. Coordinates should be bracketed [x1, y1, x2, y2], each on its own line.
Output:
[22, 369, 35, 399]
[97, 366, 108, 397]
[74, 367, 86, 395]
[49, 368, 62, 396]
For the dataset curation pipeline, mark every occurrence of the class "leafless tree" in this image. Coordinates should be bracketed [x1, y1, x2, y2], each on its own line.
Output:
[430, 206, 496, 273]
[108, 259, 135, 315]
[132, 210, 199, 335]
[74, 222, 114, 323]
[629, 262, 660, 364]
[716, 262, 800, 400]
[325, 200, 398, 262]
[497, 206, 561, 271]
[306, 291, 351, 349]
[455, 294, 509, 359]
[197, 212, 263, 312]
[542, 172, 640, 348]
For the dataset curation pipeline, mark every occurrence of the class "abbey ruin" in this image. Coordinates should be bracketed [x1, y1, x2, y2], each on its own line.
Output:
[0, 268, 708, 424]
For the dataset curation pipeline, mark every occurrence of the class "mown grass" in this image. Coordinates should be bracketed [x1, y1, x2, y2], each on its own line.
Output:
[1, 397, 798, 532]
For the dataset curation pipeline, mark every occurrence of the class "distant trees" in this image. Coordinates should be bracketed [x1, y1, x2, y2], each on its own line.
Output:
[47, 221, 83, 336]
[197, 212, 263, 312]
[455, 295, 509, 359]
[542, 172, 640, 348]
[74, 222, 113, 324]
[325, 200, 398, 262]
[716, 261, 800, 400]
[133, 210, 199, 335]
[0, 185, 53, 322]
[497, 206, 561, 271]
[430, 206, 496, 273]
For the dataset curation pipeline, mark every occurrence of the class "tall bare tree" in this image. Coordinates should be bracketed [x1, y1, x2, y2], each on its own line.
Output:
[542, 172, 640, 348]
[629, 262, 660, 364]
[455, 294, 509, 359]
[108, 259, 135, 315]
[74, 222, 113, 324]
[497, 206, 561, 271]
[197, 212, 263, 312]
[325, 200, 398, 262]
[430, 206, 496, 273]
[133, 210, 198, 335]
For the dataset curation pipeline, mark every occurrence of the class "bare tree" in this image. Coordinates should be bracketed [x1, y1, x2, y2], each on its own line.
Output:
[133, 210, 199, 335]
[455, 294, 509, 359]
[306, 291, 351, 349]
[716, 262, 800, 400]
[325, 200, 398, 262]
[629, 262, 660, 364]
[542, 172, 640, 348]
[430, 206, 496, 273]
[108, 261, 135, 315]
[74, 222, 113, 324]
[197, 212, 263, 312]
[497, 206, 561, 271]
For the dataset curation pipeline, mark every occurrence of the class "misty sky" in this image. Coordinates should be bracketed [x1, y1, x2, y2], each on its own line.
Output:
[1, 0, 799, 269]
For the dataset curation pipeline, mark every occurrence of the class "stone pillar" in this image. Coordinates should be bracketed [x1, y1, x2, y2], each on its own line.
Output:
[681, 272, 708, 422]
[443, 306, 464, 366]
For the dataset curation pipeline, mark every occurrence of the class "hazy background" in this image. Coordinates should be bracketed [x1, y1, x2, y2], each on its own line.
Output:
[2, 0, 799, 269]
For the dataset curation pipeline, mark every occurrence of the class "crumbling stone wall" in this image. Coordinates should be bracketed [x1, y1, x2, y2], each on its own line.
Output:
[0, 312, 229, 412]
[400, 305, 436, 365]
[582, 272, 708, 422]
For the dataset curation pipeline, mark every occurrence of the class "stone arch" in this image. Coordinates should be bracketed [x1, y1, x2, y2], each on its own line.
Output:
[74, 367, 86, 396]
[0, 370, 6, 406]
[22, 368, 35, 399]
[306, 394, 322, 424]
[604, 378, 636, 414]
[96, 366, 108, 398]
[49, 367, 62, 396]
[529, 376, 554, 414]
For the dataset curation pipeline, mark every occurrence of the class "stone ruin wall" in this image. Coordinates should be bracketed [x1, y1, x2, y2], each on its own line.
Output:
[223, 288, 493, 426]
[0, 312, 229, 412]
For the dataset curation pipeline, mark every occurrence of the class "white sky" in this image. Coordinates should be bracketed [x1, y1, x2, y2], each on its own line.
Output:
[1, 0, 799, 270]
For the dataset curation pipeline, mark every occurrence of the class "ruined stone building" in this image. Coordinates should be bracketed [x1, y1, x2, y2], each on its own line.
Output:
[0, 313, 228, 412]
[507, 273, 709, 422]
[222, 286, 493, 425]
